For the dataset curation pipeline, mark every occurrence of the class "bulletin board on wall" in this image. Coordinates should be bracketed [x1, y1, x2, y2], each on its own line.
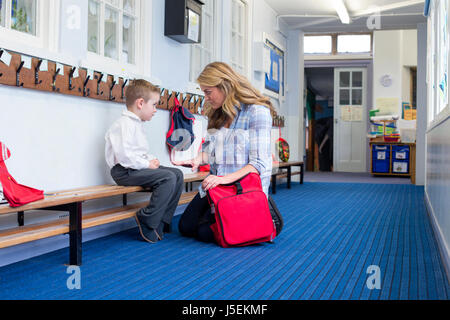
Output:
[262, 33, 286, 101]
[0, 48, 207, 115]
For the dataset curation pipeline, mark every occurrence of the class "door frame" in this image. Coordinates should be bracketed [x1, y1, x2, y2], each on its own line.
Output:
[334, 67, 368, 172]
[304, 59, 373, 172]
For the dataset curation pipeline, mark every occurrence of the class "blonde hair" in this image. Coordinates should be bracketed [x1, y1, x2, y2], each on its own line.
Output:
[125, 79, 160, 108]
[197, 62, 274, 129]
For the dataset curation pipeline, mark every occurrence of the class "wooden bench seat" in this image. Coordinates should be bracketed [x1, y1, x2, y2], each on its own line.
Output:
[271, 161, 304, 194]
[0, 191, 197, 249]
[0, 172, 207, 266]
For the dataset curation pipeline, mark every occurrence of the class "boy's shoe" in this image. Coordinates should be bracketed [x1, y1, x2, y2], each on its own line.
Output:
[135, 213, 161, 243]
[156, 221, 165, 240]
[156, 221, 172, 240]
[163, 222, 172, 234]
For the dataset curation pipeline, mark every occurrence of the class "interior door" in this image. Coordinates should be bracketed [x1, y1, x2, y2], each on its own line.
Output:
[333, 68, 367, 172]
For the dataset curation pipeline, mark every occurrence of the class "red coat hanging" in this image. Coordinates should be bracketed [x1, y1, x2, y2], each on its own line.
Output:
[0, 142, 44, 207]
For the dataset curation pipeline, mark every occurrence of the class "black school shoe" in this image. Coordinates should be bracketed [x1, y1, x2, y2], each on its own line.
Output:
[156, 221, 172, 240]
[135, 213, 162, 243]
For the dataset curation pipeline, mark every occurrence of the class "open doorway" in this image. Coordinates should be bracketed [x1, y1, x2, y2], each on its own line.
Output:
[304, 60, 372, 174]
[305, 67, 334, 172]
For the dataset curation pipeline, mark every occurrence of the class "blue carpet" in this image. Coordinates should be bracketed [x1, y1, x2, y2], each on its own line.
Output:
[0, 182, 449, 300]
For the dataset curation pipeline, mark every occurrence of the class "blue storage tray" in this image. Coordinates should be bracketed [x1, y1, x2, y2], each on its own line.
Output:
[392, 159, 409, 174]
[392, 145, 410, 160]
[372, 145, 390, 161]
[372, 158, 390, 173]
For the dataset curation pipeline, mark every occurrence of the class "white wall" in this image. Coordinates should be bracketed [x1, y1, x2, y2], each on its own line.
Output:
[424, 3, 450, 279]
[251, 0, 303, 166]
[373, 30, 404, 116]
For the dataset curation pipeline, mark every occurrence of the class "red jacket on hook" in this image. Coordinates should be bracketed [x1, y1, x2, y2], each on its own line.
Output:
[0, 142, 44, 207]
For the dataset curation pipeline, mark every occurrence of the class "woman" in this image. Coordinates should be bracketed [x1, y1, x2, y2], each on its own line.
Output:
[175, 62, 274, 243]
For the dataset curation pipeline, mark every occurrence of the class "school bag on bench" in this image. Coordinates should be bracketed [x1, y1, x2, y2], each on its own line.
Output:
[0, 141, 44, 207]
[207, 172, 280, 248]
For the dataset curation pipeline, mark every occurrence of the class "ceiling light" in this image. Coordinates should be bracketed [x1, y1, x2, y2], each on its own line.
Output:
[334, 0, 351, 24]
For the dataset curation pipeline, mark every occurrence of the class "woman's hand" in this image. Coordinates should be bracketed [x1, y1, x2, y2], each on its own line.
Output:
[171, 158, 201, 171]
[201, 175, 229, 191]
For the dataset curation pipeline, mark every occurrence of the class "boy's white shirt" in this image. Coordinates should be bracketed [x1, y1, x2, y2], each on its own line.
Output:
[105, 109, 156, 170]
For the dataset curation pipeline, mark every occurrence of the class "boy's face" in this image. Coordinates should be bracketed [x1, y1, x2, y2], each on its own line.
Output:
[137, 92, 159, 121]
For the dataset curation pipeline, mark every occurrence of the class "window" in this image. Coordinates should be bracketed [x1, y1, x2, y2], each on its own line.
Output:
[304, 36, 332, 54]
[190, 0, 216, 82]
[337, 34, 371, 53]
[0, 0, 59, 57]
[0, 0, 37, 35]
[427, 0, 449, 125]
[304, 33, 372, 56]
[87, 0, 139, 65]
[230, 0, 248, 76]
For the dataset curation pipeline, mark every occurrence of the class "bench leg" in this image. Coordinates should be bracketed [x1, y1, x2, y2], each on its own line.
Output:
[300, 163, 304, 184]
[123, 194, 128, 206]
[69, 202, 82, 266]
[287, 166, 292, 189]
[18, 211, 24, 226]
[271, 175, 277, 194]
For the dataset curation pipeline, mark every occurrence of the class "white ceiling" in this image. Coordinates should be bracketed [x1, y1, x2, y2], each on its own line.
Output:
[264, 0, 426, 32]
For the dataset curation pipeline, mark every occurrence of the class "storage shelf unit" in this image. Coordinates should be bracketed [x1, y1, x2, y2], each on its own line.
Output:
[370, 142, 416, 184]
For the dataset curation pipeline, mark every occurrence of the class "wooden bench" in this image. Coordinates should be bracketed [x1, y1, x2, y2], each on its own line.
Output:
[183, 172, 209, 192]
[271, 161, 304, 194]
[0, 173, 207, 266]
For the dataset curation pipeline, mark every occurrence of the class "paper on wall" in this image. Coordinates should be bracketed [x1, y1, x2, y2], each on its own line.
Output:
[0, 50, 12, 66]
[56, 63, 65, 76]
[351, 106, 363, 121]
[376, 98, 399, 115]
[341, 106, 352, 122]
[40, 60, 48, 72]
[187, 9, 200, 42]
[22, 55, 32, 69]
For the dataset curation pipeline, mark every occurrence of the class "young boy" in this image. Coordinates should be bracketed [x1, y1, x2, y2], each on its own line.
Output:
[105, 79, 184, 243]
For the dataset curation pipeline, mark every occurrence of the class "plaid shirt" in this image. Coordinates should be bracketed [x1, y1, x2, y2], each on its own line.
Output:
[203, 103, 273, 195]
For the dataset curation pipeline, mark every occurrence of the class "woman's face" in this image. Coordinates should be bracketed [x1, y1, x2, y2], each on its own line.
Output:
[200, 85, 226, 110]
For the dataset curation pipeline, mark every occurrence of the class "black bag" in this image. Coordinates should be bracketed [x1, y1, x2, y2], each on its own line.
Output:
[268, 196, 284, 236]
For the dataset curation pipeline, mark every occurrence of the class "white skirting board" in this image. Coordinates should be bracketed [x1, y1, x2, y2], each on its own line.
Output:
[424, 189, 450, 284]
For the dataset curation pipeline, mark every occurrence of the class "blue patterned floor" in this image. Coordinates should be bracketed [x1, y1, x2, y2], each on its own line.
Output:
[0, 182, 448, 300]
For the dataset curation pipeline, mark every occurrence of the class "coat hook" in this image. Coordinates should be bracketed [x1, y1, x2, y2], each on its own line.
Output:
[96, 73, 104, 96]
[68, 67, 76, 91]
[52, 68, 60, 92]
[121, 79, 128, 100]
[109, 80, 116, 101]
[34, 59, 43, 85]
[83, 75, 91, 97]
[16, 61, 25, 87]
[0, 50, 3, 77]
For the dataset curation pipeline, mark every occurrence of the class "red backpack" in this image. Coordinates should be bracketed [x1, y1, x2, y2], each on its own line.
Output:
[0, 142, 44, 207]
[207, 172, 276, 248]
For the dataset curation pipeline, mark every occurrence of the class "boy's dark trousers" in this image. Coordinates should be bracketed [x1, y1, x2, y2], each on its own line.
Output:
[111, 164, 184, 229]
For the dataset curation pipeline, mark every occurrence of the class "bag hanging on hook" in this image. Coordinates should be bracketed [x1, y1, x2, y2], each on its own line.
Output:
[166, 97, 196, 152]
[276, 126, 290, 162]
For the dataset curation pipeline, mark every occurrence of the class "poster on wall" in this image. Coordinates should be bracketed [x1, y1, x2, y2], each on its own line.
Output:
[263, 35, 285, 100]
